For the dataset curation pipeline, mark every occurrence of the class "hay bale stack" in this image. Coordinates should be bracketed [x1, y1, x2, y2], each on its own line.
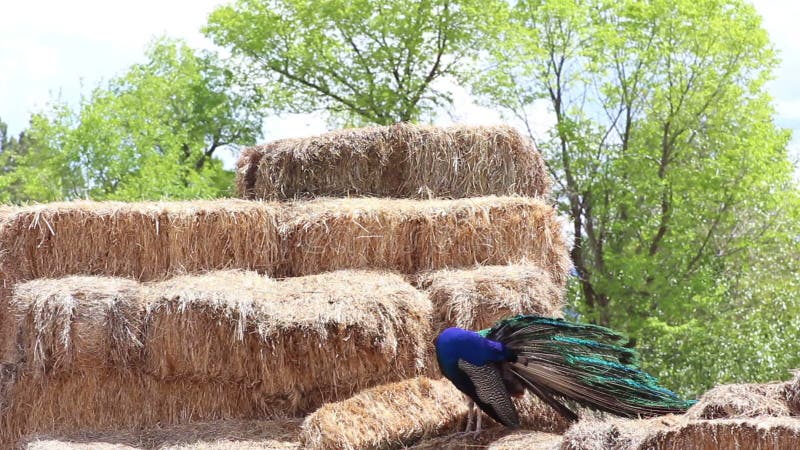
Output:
[0, 197, 568, 283]
[300, 376, 569, 449]
[0, 270, 432, 442]
[281, 196, 571, 282]
[21, 418, 301, 449]
[0, 200, 282, 285]
[562, 415, 800, 450]
[144, 270, 432, 410]
[237, 123, 551, 200]
[416, 263, 565, 333]
[686, 381, 794, 419]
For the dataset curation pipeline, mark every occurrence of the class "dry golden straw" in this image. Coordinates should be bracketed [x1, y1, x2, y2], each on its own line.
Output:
[300, 377, 469, 450]
[300, 376, 568, 450]
[21, 418, 301, 449]
[0, 197, 566, 356]
[143, 270, 432, 408]
[0, 270, 432, 443]
[686, 380, 795, 420]
[0, 200, 282, 285]
[562, 415, 800, 450]
[786, 370, 800, 416]
[8, 277, 145, 377]
[1, 369, 298, 445]
[0, 197, 568, 284]
[416, 262, 566, 333]
[279, 196, 571, 281]
[410, 429, 563, 450]
[237, 123, 551, 200]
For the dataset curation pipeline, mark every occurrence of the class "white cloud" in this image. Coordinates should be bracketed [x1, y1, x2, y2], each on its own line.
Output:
[0, 0, 225, 135]
[776, 99, 800, 121]
[2, 1, 223, 50]
[753, 0, 800, 50]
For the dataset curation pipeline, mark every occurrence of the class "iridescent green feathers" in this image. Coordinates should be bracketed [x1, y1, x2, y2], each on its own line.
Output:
[482, 315, 695, 420]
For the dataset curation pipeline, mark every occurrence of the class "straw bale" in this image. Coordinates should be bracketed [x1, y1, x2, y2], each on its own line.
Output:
[7, 277, 145, 377]
[0, 369, 299, 445]
[417, 263, 565, 333]
[410, 429, 562, 450]
[562, 416, 675, 450]
[236, 146, 265, 201]
[487, 431, 563, 450]
[300, 377, 467, 450]
[281, 196, 571, 283]
[1, 270, 432, 442]
[0, 287, 16, 367]
[144, 270, 432, 410]
[300, 376, 569, 449]
[0, 361, 15, 413]
[0, 200, 281, 285]
[639, 418, 800, 450]
[21, 418, 301, 449]
[786, 370, 800, 415]
[686, 381, 793, 419]
[562, 415, 800, 450]
[25, 441, 140, 450]
[239, 123, 551, 200]
[1, 197, 570, 284]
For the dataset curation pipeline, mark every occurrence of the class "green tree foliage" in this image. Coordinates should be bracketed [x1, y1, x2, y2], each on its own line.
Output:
[475, 0, 800, 394]
[0, 118, 33, 203]
[0, 38, 264, 202]
[204, 0, 507, 125]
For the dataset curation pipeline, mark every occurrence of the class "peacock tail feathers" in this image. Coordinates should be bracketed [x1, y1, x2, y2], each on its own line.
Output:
[482, 315, 695, 419]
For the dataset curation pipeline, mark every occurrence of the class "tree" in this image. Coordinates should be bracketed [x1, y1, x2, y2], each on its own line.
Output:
[0, 38, 265, 202]
[204, 0, 507, 125]
[0, 117, 33, 203]
[475, 0, 800, 393]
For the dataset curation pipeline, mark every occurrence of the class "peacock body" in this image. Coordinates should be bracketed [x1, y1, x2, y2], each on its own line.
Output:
[434, 315, 695, 429]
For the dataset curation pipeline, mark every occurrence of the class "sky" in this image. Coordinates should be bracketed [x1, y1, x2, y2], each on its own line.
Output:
[1, 0, 798, 170]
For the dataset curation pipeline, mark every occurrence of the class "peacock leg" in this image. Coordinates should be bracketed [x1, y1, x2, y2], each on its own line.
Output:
[465, 396, 475, 432]
[475, 408, 482, 434]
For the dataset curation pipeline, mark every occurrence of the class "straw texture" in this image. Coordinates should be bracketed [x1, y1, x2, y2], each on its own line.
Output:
[416, 263, 565, 333]
[238, 123, 551, 200]
[562, 415, 800, 450]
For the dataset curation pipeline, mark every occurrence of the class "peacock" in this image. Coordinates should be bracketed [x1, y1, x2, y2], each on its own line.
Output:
[435, 315, 695, 432]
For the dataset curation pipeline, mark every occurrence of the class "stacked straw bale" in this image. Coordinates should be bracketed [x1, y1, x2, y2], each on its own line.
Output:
[1, 270, 432, 443]
[416, 263, 565, 332]
[0, 197, 568, 284]
[0, 200, 281, 285]
[280, 196, 570, 280]
[237, 123, 551, 200]
[786, 371, 800, 415]
[1, 123, 570, 446]
[144, 270, 431, 407]
[21, 418, 302, 449]
[686, 380, 795, 419]
[300, 377, 467, 450]
[562, 415, 800, 450]
[300, 376, 569, 449]
[8, 277, 145, 375]
[2, 371, 286, 445]
[560, 376, 800, 450]
[410, 429, 563, 450]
